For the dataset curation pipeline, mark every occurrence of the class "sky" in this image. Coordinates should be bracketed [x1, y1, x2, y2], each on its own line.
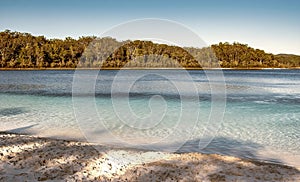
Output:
[0, 0, 299, 54]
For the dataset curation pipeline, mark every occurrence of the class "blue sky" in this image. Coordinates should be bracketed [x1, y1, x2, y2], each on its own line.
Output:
[0, 0, 299, 54]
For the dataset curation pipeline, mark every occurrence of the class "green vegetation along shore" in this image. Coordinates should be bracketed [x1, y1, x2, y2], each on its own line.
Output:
[0, 30, 299, 69]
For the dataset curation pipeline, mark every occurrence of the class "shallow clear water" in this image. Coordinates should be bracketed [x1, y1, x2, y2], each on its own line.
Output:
[0, 70, 299, 167]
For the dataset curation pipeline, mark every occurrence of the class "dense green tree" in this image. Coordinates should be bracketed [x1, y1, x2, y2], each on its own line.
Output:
[0, 30, 299, 69]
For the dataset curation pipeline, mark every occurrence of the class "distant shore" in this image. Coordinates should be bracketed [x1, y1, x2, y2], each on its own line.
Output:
[0, 132, 299, 181]
[0, 67, 299, 71]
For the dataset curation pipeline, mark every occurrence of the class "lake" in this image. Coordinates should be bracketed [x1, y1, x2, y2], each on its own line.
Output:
[0, 69, 299, 167]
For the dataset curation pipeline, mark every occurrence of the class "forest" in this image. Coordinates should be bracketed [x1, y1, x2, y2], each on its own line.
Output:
[0, 30, 299, 69]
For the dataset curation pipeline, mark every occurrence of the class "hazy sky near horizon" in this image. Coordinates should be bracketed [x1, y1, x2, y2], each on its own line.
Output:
[0, 0, 299, 54]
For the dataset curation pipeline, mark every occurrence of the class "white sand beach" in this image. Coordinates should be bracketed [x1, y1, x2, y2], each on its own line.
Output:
[0, 132, 299, 181]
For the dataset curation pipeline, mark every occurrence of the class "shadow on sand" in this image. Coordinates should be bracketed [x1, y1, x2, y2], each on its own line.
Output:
[0, 130, 299, 181]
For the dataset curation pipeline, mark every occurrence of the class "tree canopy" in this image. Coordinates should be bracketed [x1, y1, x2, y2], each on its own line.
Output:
[0, 30, 299, 69]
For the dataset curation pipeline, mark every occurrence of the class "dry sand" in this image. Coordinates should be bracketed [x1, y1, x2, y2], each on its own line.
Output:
[0, 132, 299, 181]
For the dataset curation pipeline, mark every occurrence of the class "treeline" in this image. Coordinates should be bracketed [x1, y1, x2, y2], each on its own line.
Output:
[80, 39, 201, 68]
[0, 30, 299, 69]
[274, 54, 300, 68]
[0, 30, 94, 68]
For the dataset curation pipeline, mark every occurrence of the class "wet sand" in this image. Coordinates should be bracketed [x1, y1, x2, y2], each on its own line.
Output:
[1, 132, 299, 181]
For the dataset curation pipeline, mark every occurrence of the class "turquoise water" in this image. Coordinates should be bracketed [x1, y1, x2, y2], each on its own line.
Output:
[0, 70, 299, 167]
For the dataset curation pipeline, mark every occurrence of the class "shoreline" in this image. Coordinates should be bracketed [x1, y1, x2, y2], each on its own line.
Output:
[0, 67, 300, 71]
[1, 132, 299, 181]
